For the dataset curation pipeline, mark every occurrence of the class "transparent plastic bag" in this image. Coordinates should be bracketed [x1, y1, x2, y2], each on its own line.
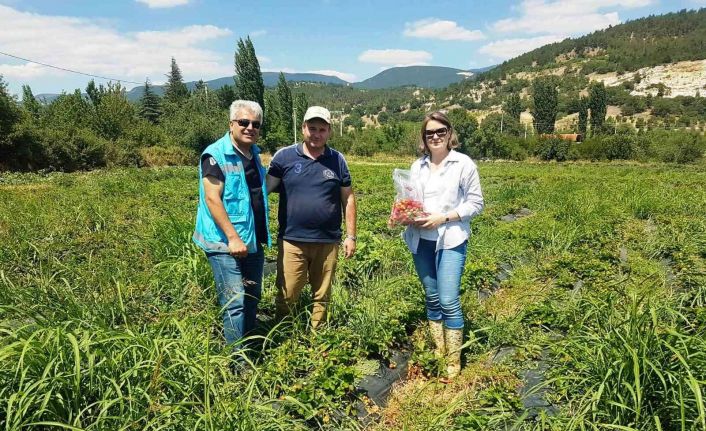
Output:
[388, 169, 427, 227]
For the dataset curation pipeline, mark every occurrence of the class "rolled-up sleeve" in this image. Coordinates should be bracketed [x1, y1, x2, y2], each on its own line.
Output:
[455, 160, 484, 222]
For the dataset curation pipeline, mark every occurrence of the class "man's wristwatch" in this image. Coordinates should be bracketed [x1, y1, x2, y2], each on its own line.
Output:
[346, 234, 357, 241]
[444, 214, 450, 223]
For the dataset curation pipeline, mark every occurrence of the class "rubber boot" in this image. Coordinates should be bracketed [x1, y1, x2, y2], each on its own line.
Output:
[428, 320, 446, 357]
[444, 327, 463, 378]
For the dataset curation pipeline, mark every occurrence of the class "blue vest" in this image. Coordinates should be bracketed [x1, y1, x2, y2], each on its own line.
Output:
[193, 132, 271, 254]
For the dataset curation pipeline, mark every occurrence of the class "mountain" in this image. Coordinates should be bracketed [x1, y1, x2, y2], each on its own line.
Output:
[35, 64, 498, 102]
[121, 72, 348, 101]
[354, 66, 482, 89]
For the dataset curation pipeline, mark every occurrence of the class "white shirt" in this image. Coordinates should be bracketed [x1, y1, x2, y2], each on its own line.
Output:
[403, 150, 484, 253]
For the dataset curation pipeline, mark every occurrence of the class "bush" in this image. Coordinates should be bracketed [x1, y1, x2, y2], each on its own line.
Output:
[139, 145, 197, 167]
[535, 137, 576, 161]
[42, 128, 108, 171]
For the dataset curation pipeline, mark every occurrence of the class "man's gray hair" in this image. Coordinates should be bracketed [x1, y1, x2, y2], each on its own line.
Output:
[229, 100, 263, 122]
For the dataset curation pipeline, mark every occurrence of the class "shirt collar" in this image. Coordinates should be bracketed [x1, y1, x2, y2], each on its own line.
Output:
[420, 149, 460, 167]
[223, 132, 261, 157]
[296, 142, 331, 159]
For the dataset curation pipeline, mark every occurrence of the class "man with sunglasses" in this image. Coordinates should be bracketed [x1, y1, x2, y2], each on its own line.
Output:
[193, 100, 271, 353]
[266, 106, 357, 329]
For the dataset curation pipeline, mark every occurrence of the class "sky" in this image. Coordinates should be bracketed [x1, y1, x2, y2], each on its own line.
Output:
[1, 0, 705, 96]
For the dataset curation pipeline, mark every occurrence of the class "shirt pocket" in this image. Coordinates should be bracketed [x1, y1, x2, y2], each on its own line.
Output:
[223, 165, 249, 216]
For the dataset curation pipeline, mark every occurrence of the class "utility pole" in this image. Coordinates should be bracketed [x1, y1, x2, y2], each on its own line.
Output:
[500, 111, 504, 134]
[524, 122, 527, 139]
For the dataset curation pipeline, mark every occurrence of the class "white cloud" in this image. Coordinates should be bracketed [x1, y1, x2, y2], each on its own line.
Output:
[0, 5, 232, 84]
[358, 49, 432, 66]
[135, 0, 190, 8]
[403, 19, 485, 41]
[479, 35, 565, 60]
[493, 0, 654, 35]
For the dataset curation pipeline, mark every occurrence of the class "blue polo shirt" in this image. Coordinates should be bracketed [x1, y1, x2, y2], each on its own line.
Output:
[268, 144, 352, 243]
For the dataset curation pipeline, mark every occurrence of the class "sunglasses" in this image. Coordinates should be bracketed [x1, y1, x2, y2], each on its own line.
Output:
[232, 118, 262, 129]
[424, 127, 448, 139]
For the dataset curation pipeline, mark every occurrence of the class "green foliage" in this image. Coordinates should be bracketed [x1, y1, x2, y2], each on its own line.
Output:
[447, 108, 479, 151]
[163, 57, 189, 104]
[293, 92, 308, 127]
[234, 37, 265, 117]
[93, 83, 136, 141]
[532, 77, 558, 134]
[536, 137, 576, 161]
[588, 81, 607, 135]
[503, 93, 523, 121]
[215, 84, 236, 110]
[0, 76, 20, 155]
[578, 96, 588, 135]
[480, 9, 706, 78]
[139, 79, 162, 124]
[21, 84, 41, 120]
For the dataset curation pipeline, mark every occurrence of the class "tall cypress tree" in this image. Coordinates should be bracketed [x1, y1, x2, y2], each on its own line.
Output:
[294, 92, 308, 127]
[164, 57, 188, 104]
[578, 96, 588, 135]
[588, 82, 607, 135]
[234, 37, 265, 113]
[275, 72, 293, 142]
[503, 93, 522, 122]
[139, 79, 162, 124]
[532, 77, 558, 134]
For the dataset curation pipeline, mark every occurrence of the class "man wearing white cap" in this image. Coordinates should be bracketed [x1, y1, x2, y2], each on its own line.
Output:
[266, 106, 357, 328]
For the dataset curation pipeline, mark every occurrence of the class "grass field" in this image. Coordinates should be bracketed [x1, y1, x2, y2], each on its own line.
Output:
[1, 159, 705, 430]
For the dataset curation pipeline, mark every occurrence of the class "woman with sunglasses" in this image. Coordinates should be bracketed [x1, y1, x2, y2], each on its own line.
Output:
[403, 111, 484, 379]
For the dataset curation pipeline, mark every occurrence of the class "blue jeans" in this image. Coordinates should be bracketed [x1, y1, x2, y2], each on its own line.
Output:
[412, 239, 467, 329]
[206, 244, 264, 347]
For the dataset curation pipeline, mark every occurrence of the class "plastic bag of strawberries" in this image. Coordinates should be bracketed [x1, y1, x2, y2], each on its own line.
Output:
[388, 169, 428, 227]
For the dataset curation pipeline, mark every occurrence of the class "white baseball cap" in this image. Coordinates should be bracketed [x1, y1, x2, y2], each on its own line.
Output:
[303, 106, 331, 124]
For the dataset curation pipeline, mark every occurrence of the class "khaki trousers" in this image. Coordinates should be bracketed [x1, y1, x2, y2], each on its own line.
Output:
[275, 239, 339, 328]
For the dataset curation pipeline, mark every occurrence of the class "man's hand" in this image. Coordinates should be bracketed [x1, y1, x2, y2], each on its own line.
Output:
[343, 237, 356, 258]
[415, 213, 446, 229]
[228, 237, 248, 258]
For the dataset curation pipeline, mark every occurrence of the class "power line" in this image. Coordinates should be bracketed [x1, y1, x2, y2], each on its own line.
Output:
[0, 50, 144, 85]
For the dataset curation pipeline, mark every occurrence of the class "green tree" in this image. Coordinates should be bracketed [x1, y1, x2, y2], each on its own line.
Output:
[86, 79, 102, 106]
[578, 96, 589, 135]
[446, 109, 478, 153]
[164, 57, 189, 104]
[139, 79, 162, 125]
[93, 82, 136, 141]
[194, 79, 206, 93]
[234, 37, 265, 115]
[294, 92, 308, 127]
[0, 76, 20, 149]
[216, 84, 236, 110]
[21, 85, 41, 119]
[504, 93, 523, 122]
[275, 72, 293, 143]
[262, 90, 288, 152]
[589, 82, 607, 135]
[532, 77, 558, 134]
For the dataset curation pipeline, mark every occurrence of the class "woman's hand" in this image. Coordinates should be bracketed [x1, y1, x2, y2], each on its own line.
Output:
[414, 212, 446, 229]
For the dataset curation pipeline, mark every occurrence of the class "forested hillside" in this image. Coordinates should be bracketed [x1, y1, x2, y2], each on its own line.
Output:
[481, 8, 706, 79]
